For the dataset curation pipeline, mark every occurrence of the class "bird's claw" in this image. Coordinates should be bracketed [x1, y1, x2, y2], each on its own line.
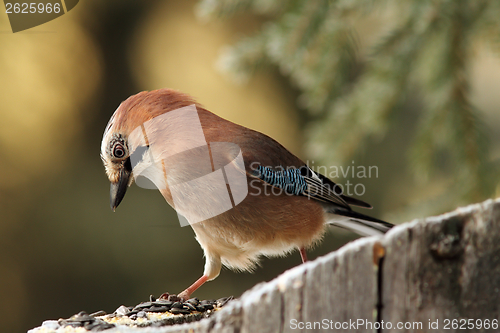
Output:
[177, 291, 190, 302]
[158, 292, 182, 302]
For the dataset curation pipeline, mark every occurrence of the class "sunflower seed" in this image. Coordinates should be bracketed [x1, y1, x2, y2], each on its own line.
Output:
[170, 308, 191, 315]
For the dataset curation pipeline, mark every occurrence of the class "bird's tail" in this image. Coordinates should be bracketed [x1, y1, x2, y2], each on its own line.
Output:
[326, 209, 394, 236]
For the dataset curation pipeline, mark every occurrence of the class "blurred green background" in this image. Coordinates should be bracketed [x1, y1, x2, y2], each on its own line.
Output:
[1, 1, 499, 332]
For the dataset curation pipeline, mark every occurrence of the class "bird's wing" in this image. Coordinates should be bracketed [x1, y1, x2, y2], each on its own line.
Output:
[230, 158, 393, 234]
[250, 165, 353, 210]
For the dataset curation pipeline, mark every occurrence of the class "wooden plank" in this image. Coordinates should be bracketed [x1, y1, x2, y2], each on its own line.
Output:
[301, 238, 380, 333]
[381, 199, 500, 332]
[29, 199, 500, 333]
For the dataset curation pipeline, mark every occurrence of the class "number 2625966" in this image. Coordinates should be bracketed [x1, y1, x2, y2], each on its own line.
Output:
[5, 3, 62, 14]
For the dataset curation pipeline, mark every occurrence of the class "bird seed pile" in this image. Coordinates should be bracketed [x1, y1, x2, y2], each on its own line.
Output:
[29, 294, 233, 332]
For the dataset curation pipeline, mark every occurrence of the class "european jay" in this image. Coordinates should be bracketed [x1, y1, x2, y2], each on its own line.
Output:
[101, 88, 393, 300]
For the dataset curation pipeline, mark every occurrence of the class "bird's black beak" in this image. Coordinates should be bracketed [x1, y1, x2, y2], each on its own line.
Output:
[110, 158, 132, 211]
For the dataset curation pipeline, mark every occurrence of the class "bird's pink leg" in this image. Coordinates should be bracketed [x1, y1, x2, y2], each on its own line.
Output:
[299, 247, 308, 263]
[178, 275, 209, 301]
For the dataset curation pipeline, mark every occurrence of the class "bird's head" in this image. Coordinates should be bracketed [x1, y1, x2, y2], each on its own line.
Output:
[101, 89, 203, 211]
[101, 129, 133, 211]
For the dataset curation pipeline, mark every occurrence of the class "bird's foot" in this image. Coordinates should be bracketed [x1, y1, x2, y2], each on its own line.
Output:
[177, 291, 191, 302]
[158, 292, 181, 302]
[176, 275, 208, 302]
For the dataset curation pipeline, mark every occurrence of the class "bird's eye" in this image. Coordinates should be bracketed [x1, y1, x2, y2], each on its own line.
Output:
[113, 144, 126, 159]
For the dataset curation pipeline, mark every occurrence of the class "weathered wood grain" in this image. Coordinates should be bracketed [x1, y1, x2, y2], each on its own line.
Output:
[382, 199, 500, 332]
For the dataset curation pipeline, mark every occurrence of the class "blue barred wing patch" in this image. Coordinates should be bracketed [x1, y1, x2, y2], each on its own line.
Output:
[252, 165, 351, 208]
[253, 166, 307, 195]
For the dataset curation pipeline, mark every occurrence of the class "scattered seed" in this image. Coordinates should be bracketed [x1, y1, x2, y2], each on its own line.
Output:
[114, 305, 130, 316]
[170, 308, 191, 315]
[84, 319, 114, 331]
[145, 306, 169, 313]
[57, 311, 115, 331]
[217, 296, 234, 307]
[186, 298, 199, 306]
[171, 301, 183, 309]
[125, 310, 139, 317]
[90, 310, 106, 317]
[41, 320, 60, 329]
[183, 302, 196, 311]
[202, 303, 214, 310]
[133, 302, 153, 310]
[153, 300, 173, 307]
